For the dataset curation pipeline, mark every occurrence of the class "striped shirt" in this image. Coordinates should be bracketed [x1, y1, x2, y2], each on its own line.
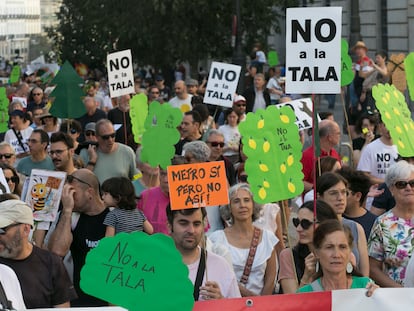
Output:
[103, 208, 147, 234]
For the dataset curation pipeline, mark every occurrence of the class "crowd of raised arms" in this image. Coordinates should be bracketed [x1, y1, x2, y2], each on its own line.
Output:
[1, 40, 414, 309]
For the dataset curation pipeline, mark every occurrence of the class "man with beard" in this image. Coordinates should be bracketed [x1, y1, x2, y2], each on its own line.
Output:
[0, 198, 76, 308]
[166, 205, 240, 301]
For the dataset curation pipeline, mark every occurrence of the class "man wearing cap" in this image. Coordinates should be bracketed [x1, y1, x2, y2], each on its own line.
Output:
[186, 78, 199, 96]
[166, 205, 241, 300]
[107, 94, 137, 151]
[170, 80, 193, 113]
[48, 169, 109, 307]
[16, 129, 54, 177]
[84, 122, 97, 143]
[232, 95, 247, 122]
[0, 198, 77, 308]
[155, 75, 171, 101]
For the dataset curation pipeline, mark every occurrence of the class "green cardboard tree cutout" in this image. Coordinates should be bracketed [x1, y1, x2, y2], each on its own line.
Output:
[80, 232, 194, 311]
[341, 39, 354, 86]
[373, 83, 414, 156]
[129, 93, 149, 144]
[0, 87, 9, 133]
[268, 51, 279, 67]
[49, 61, 86, 118]
[239, 105, 304, 203]
[9, 65, 21, 84]
[404, 52, 414, 101]
[141, 102, 182, 169]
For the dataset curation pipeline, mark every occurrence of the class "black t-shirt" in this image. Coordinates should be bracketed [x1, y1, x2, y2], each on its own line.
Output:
[75, 109, 107, 142]
[71, 208, 110, 307]
[344, 211, 378, 240]
[0, 246, 77, 309]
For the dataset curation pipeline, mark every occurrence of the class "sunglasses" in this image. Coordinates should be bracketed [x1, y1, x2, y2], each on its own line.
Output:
[292, 218, 317, 230]
[207, 141, 225, 148]
[0, 223, 21, 235]
[70, 128, 77, 134]
[100, 133, 116, 140]
[49, 149, 68, 156]
[5, 176, 19, 183]
[0, 153, 14, 159]
[85, 131, 95, 136]
[239, 175, 248, 183]
[67, 175, 92, 188]
[33, 93, 42, 96]
[236, 104, 246, 107]
[394, 179, 414, 189]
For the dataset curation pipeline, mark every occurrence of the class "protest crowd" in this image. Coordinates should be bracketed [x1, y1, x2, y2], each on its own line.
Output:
[0, 31, 414, 310]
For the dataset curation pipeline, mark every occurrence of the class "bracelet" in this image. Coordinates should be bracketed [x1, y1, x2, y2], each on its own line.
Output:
[87, 161, 96, 166]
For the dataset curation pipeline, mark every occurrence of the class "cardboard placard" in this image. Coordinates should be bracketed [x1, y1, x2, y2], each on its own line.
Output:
[167, 161, 229, 210]
[204, 62, 241, 108]
[285, 7, 342, 94]
[107, 49, 135, 98]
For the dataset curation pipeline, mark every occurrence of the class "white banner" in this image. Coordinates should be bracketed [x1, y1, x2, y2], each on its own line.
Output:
[107, 49, 134, 98]
[204, 61, 241, 108]
[285, 7, 342, 94]
[277, 98, 320, 130]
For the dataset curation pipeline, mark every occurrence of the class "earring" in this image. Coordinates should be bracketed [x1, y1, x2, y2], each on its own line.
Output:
[346, 262, 353, 274]
[315, 261, 319, 273]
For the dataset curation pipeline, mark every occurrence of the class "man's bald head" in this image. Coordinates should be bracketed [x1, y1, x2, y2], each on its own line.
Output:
[73, 168, 100, 194]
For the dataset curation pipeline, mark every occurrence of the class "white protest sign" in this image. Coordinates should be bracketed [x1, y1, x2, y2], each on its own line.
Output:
[204, 61, 241, 108]
[277, 98, 320, 130]
[107, 49, 134, 98]
[11, 96, 27, 108]
[286, 7, 342, 94]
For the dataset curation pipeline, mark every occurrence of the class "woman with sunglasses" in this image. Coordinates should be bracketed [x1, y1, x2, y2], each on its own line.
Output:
[317, 172, 370, 277]
[368, 160, 414, 287]
[297, 219, 378, 296]
[209, 183, 278, 296]
[0, 163, 21, 197]
[278, 200, 338, 293]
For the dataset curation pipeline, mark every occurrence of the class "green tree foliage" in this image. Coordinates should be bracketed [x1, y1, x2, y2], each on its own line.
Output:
[49, 0, 298, 69]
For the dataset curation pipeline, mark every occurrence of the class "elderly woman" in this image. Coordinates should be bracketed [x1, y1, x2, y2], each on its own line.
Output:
[317, 172, 370, 276]
[0, 163, 21, 196]
[182, 140, 211, 163]
[209, 183, 278, 296]
[298, 219, 377, 295]
[279, 200, 338, 293]
[368, 160, 414, 287]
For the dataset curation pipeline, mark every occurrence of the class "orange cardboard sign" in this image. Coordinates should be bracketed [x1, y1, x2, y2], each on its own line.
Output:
[167, 161, 229, 210]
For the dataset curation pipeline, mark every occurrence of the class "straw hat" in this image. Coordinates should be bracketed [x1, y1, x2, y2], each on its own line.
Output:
[352, 41, 368, 52]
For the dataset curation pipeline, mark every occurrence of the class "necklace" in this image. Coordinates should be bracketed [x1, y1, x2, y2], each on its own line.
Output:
[321, 276, 349, 291]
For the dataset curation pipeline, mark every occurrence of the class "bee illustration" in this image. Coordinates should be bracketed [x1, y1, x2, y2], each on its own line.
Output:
[31, 177, 50, 211]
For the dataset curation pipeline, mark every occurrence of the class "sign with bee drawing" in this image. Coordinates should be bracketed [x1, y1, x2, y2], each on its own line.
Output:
[24, 169, 67, 222]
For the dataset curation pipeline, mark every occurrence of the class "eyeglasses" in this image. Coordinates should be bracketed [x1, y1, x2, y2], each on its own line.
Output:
[325, 189, 349, 198]
[49, 149, 68, 156]
[394, 179, 414, 190]
[85, 131, 95, 136]
[239, 175, 248, 182]
[0, 153, 14, 159]
[67, 175, 92, 188]
[207, 141, 225, 148]
[292, 218, 317, 230]
[5, 176, 19, 183]
[100, 133, 116, 140]
[0, 223, 21, 235]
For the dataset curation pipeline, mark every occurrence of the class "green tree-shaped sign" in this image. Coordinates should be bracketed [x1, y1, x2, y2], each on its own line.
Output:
[129, 93, 149, 144]
[49, 61, 86, 118]
[373, 83, 414, 156]
[0, 87, 9, 133]
[341, 39, 354, 86]
[404, 52, 414, 101]
[140, 102, 182, 169]
[239, 105, 304, 203]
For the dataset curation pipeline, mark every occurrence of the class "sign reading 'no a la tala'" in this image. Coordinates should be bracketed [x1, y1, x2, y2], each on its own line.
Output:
[204, 61, 241, 108]
[107, 49, 135, 98]
[285, 7, 342, 94]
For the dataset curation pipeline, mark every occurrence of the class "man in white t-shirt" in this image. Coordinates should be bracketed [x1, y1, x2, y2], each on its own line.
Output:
[166, 205, 241, 301]
[0, 264, 26, 310]
[169, 80, 193, 113]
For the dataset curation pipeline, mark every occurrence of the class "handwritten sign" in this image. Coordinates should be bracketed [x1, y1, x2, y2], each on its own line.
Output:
[107, 49, 134, 98]
[80, 232, 194, 311]
[167, 161, 229, 210]
[277, 98, 320, 130]
[285, 7, 342, 94]
[204, 62, 241, 108]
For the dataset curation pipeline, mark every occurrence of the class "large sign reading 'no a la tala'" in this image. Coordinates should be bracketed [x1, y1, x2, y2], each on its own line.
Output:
[167, 161, 229, 210]
[285, 7, 342, 94]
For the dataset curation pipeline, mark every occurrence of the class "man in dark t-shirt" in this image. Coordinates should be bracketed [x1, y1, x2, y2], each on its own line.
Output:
[48, 169, 109, 307]
[0, 199, 77, 308]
